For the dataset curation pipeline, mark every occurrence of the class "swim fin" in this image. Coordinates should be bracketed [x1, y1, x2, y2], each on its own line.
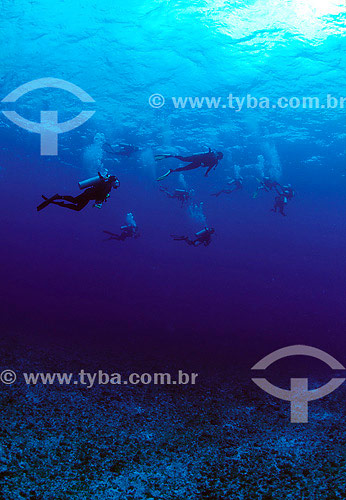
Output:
[157, 170, 172, 181]
[37, 194, 59, 212]
[154, 154, 172, 161]
[103, 230, 118, 237]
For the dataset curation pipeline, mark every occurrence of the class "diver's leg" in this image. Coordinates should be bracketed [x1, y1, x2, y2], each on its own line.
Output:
[104, 231, 122, 240]
[171, 235, 190, 242]
[110, 235, 122, 240]
[253, 186, 263, 198]
[173, 162, 200, 172]
[185, 239, 196, 246]
[49, 194, 79, 203]
[212, 189, 231, 197]
[211, 190, 224, 197]
[51, 198, 89, 211]
[159, 187, 170, 196]
[157, 163, 199, 181]
[174, 155, 200, 163]
[57, 195, 78, 202]
[103, 231, 118, 237]
[171, 235, 186, 241]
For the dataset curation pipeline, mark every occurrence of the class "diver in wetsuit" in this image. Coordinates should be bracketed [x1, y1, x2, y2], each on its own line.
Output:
[104, 213, 139, 241]
[103, 143, 139, 157]
[156, 148, 223, 181]
[253, 177, 282, 198]
[211, 176, 244, 197]
[104, 225, 139, 241]
[159, 187, 194, 206]
[37, 173, 120, 212]
[271, 194, 288, 216]
[171, 227, 215, 247]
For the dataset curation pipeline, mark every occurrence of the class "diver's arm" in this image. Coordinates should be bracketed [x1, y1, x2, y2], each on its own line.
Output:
[193, 240, 203, 246]
[205, 161, 217, 176]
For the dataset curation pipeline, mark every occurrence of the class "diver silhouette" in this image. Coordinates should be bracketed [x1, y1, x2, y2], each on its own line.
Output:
[156, 148, 223, 181]
[253, 177, 282, 198]
[37, 173, 120, 212]
[271, 194, 288, 216]
[212, 176, 243, 197]
[159, 187, 194, 206]
[104, 213, 139, 241]
[171, 227, 215, 247]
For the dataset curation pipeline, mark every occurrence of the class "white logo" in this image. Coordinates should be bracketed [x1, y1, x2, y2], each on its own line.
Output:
[252, 345, 345, 423]
[1, 78, 95, 155]
[149, 93, 165, 108]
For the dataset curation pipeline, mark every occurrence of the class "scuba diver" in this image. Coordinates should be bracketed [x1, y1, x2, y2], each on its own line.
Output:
[171, 227, 215, 247]
[159, 187, 194, 206]
[104, 213, 139, 241]
[155, 148, 223, 181]
[37, 173, 120, 212]
[103, 143, 139, 157]
[271, 194, 288, 216]
[211, 176, 244, 197]
[253, 177, 282, 198]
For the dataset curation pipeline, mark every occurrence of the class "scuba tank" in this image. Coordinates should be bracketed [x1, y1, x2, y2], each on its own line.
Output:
[78, 173, 106, 190]
[195, 227, 210, 238]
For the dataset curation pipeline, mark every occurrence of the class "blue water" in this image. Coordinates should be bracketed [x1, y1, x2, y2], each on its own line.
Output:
[1, 0, 346, 365]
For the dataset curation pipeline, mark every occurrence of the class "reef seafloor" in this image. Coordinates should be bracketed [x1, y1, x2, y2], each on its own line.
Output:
[1, 336, 345, 500]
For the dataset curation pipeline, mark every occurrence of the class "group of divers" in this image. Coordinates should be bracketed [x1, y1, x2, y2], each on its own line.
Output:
[36, 145, 294, 248]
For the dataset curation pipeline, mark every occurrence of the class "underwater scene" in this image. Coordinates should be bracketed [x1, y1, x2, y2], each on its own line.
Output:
[1, 0, 346, 498]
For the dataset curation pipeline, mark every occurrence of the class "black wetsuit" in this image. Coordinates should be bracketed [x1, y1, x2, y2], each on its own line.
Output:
[212, 178, 243, 197]
[160, 187, 191, 205]
[257, 178, 281, 194]
[172, 228, 215, 247]
[271, 195, 288, 216]
[104, 225, 138, 241]
[169, 150, 220, 176]
[49, 179, 118, 211]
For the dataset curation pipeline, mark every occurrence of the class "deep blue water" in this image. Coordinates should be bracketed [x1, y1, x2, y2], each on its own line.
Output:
[1, 0, 346, 367]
